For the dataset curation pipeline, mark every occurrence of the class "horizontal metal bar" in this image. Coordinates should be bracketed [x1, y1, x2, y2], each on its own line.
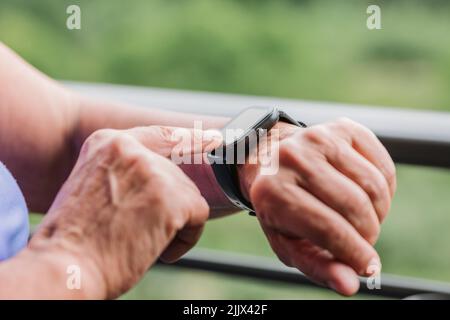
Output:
[159, 248, 450, 299]
[67, 81, 450, 168]
[29, 226, 450, 299]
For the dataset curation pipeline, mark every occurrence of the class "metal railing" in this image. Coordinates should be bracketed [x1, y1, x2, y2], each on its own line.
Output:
[67, 81, 450, 299]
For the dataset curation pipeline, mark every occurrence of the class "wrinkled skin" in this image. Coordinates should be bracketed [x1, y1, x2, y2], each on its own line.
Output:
[0, 42, 397, 299]
[238, 119, 396, 295]
[29, 126, 221, 299]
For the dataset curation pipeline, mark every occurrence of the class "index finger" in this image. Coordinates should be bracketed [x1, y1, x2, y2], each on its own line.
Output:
[125, 126, 223, 159]
[252, 177, 381, 275]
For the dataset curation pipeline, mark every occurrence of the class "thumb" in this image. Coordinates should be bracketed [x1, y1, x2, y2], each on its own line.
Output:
[126, 126, 223, 158]
[159, 224, 205, 263]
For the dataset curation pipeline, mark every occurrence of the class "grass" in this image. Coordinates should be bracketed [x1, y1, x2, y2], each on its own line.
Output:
[6, 0, 450, 299]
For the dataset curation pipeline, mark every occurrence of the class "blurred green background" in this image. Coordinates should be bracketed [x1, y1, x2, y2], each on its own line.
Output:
[3, 0, 450, 299]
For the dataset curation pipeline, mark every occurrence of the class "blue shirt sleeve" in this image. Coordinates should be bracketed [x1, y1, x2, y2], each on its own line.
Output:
[0, 161, 29, 261]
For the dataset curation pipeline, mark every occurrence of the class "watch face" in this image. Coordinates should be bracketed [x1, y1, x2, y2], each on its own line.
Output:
[222, 107, 274, 145]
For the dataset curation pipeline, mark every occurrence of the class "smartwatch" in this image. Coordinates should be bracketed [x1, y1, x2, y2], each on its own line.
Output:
[207, 107, 306, 215]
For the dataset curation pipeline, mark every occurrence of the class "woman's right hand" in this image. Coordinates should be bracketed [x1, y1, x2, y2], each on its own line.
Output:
[29, 126, 220, 299]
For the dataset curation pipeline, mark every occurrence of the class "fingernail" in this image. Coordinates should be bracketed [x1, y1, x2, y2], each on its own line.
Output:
[366, 257, 382, 276]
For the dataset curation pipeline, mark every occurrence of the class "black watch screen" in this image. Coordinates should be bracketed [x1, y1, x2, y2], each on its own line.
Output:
[207, 106, 305, 214]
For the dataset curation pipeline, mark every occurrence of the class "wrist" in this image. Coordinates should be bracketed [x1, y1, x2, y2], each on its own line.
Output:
[237, 162, 258, 203]
[25, 239, 107, 299]
[180, 162, 240, 217]
[237, 121, 299, 203]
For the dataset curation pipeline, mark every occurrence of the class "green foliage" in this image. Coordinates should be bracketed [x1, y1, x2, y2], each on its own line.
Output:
[1, 0, 450, 109]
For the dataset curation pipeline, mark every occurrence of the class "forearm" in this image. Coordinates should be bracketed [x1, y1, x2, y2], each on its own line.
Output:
[0, 42, 236, 215]
[75, 96, 228, 142]
[0, 43, 80, 213]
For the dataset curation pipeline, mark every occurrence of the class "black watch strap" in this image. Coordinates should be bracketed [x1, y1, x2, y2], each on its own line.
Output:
[226, 109, 307, 215]
[210, 160, 255, 212]
[278, 110, 307, 128]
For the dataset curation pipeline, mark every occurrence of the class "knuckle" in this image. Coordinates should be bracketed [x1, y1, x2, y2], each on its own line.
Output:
[278, 141, 301, 168]
[366, 223, 380, 245]
[308, 259, 327, 285]
[121, 145, 162, 179]
[252, 179, 304, 229]
[278, 140, 296, 161]
[323, 226, 349, 257]
[278, 141, 318, 181]
[150, 125, 174, 142]
[132, 152, 154, 175]
[151, 185, 168, 205]
[340, 117, 376, 139]
[302, 126, 330, 145]
[343, 190, 380, 243]
[343, 189, 371, 215]
[144, 159, 176, 187]
[165, 214, 185, 235]
[364, 177, 390, 223]
[362, 175, 386, 203]
[333, 139, 351, 163]
[333, 117, 373, 138]
[355, 209, 381, 245]
[81, 129, 118, 155]
[321, 220, 377, 274]
[106, 134, 137, 160]
[249, 175, 276, 205]
[314, 132, 345, 162]
[299, 126, 337, 158]
[384, 162, 397, 189]
[335, 117, 357, 128]
[89, 128, 118, 143]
